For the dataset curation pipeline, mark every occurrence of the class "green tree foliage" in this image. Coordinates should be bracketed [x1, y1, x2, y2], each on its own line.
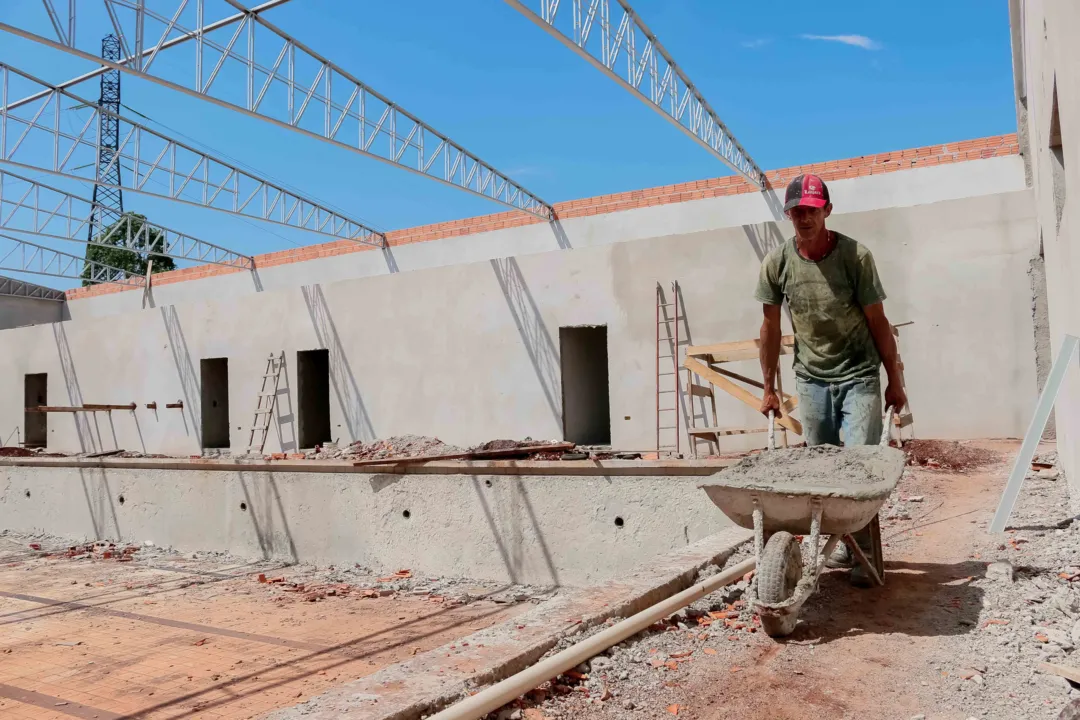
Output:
[81, 212, 177, 286]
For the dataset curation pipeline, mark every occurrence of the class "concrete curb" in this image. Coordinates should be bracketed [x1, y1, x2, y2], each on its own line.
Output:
[261, 527, 751, 720]
[0, 457, 737, 476]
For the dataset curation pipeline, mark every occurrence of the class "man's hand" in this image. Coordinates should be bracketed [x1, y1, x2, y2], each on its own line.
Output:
[759, 388, 781, 417]
[884, 382, 907, 413]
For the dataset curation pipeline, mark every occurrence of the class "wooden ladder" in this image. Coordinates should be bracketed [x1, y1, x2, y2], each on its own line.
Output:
[246, 352, 285, 456]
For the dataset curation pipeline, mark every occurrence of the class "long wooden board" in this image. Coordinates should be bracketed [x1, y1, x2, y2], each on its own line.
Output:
[1039, 662, 1080, 684]
[684, 357, 803, 435]
[353, 442, 576, 467]
[686, 335, 795, 364]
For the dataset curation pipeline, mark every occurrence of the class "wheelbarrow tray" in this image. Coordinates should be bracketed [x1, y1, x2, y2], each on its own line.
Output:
[700, 445, 906, 535]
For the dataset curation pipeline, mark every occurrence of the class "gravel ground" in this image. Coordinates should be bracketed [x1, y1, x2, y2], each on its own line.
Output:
[0, 528, 557, 607]
[478, 443, 1080, 720]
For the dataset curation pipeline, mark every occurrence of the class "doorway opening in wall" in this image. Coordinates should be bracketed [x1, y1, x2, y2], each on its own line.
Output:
[297, 349, 331, 449]
[559, 326, 611, 445]
[24, 373, 47, 448]
[1050, 78, 1066, 233]
[200, 358, 230, 448]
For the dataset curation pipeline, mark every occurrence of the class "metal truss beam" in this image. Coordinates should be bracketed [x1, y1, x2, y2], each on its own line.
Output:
[504, 0, 764, 187]
[0, 63, 383, 246]
[0, 232, 142, 287]
[7, 0, 554, 220]
[0, 169, 254, 269]
[0, 274, 66, 301]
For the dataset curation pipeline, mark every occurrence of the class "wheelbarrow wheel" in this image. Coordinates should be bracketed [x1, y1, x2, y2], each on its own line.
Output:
[757, 531, 802, 637]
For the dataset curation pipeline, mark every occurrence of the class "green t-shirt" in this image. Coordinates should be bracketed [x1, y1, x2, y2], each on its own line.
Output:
[754, 233, 886, 383]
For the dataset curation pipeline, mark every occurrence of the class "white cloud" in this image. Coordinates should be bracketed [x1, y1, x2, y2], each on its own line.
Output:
[741, 38, 771, 49]
[800, 34, 882, 50]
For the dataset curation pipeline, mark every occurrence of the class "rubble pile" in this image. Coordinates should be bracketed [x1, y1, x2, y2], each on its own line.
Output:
[901, 439, 1001, 472]
[934, 450, 1080, 718]
[306, 434, 464, 460]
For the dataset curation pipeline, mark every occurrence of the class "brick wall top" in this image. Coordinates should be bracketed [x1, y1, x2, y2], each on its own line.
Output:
[65, 133, 1019, 301]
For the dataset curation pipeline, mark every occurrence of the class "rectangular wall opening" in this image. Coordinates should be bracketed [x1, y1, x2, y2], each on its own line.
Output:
[560, 326, 611, 445]
[24, 373, 47, 448]
[297, 349, 331, 449]
[200, 358, 230, 448]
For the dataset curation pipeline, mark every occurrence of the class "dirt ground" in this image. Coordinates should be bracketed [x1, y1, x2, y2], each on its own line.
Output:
[0, 540, 530, 719]
[505, 439, 1078, 720]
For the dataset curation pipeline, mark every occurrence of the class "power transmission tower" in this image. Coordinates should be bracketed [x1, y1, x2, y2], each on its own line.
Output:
[87, 34, 123, 244]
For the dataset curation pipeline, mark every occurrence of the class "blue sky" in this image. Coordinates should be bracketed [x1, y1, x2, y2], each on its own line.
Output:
[0, 0, 1016, 288]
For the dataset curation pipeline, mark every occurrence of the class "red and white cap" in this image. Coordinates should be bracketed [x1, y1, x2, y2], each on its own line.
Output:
[784, 174, 831, 211]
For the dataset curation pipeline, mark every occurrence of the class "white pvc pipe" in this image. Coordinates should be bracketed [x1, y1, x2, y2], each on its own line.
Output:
[430, 556, 756, 720]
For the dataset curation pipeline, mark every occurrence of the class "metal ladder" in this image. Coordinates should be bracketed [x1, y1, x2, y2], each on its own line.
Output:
[655, 281, 681, 456]
[246, 352, 285, 456]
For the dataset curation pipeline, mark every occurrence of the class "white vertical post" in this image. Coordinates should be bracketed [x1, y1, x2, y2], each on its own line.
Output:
[989, 334, 1079, 533]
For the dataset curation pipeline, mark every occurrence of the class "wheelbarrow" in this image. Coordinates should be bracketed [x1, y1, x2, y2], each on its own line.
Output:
[700, 408, 906, 637]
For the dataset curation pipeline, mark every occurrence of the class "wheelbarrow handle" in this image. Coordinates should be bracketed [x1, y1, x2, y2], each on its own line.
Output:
[880, 405, 895, 447]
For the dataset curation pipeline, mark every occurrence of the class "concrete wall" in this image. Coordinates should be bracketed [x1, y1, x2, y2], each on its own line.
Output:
[0, 157, 1039, 456]
[0, 464, 732, 586]
[0, 294, 63, 330]
[1012, 0, 1080, 502]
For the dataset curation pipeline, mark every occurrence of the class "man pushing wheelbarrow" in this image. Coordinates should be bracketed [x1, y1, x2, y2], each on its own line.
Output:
[699, 175, 911, 637]
[755, 174, 908, 588]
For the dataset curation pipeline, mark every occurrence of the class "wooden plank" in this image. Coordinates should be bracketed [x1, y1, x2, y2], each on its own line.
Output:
[85, 449, 124, 458]
[684, 357, 803, 435]
[1039, 662, 1080, 685]
[711, 365, 794, 401]
[353, 442, 576, 467]
[686, 335, 795, 364]
[688, 383, 713, 398]
[687, 426, 769, 436]
[25, 406, 83, 413]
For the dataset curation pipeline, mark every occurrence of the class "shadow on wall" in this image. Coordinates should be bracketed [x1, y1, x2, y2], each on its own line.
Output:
[79, 468, 122, 541]
[301, 284, 376, 443]
[490, 257, 562, 430]
[657, 283, 707, 447]
[273, 355, 297, 453]
[160, 305, 200, 442]
[52, 322, 97, 452]
[237, 471, 299, 564]
[741, 220, 787, 262]
[550, 219, 573, 250]
[469, 476, 562, 586]
[382, 246, 400, 274]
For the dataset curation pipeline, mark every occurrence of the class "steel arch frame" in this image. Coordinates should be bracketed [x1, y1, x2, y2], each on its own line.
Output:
[0, 231, 143, 286]
[9, 0, 554, 220]
[0, 275, 66, 301]
[504, 0, 763, 186]
[0, 169, 254, 269]
[0, 63, 384, 246]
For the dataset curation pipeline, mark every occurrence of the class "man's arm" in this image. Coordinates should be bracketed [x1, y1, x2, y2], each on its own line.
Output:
[863, 302, 908, 411]
[758, 303, 783, 416]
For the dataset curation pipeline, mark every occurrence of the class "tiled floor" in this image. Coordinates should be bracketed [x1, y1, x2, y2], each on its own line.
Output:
[0, 537, 527, 719]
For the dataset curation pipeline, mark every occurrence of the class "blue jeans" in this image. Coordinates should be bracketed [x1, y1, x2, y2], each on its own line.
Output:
[796, 374, 882, 447]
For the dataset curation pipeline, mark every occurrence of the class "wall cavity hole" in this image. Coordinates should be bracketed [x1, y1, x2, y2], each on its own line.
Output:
[614, 516, 625, 528]
[240, 502, 247, 511]
[118, 495, 125, 505]
[24, 490, 30, 498]
[402, 510, 411, 519]
[485, 479, 493, 488]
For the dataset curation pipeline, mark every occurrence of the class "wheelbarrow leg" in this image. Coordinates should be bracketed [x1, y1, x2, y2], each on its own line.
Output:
[842, 517, 885, 587]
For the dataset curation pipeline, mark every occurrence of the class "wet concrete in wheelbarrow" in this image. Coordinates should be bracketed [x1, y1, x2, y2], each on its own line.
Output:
[708, 445, 908, 500]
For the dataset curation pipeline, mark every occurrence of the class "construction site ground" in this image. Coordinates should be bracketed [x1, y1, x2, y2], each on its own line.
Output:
[0, 540, 535, 719]
[3, 440, 1078, 720]
[487, 440, 1080, 720]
